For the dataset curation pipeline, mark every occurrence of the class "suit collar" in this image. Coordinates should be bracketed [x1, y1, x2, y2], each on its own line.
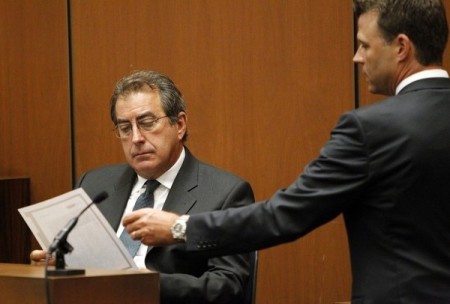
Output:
[98, 165, 136, 230]
[396, 69, 448, 95]
[398, 77, 450, 95]
[154, 147, 185, 191]
[162, 147, 199, 214]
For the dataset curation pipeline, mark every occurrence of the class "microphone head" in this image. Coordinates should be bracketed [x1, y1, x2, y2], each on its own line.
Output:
[93, 191, 108, 204]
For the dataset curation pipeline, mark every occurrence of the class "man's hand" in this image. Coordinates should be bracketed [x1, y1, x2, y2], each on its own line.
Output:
[30, 249, 55, 266]
[122, 208, 181, 246]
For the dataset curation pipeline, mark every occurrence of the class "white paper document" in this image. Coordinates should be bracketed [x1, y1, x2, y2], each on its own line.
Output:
[19, 188, 137, 270]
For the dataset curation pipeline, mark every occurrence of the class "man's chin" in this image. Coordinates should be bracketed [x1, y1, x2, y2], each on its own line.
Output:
[368, 83, 380, 94]
[368, 85, 390, 96]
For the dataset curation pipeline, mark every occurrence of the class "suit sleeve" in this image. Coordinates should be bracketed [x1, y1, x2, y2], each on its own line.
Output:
[160, 181, 254, 304]
[185, 112, 370, 256]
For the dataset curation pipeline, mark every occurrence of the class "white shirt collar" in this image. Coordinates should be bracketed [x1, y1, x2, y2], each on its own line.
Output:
[396, 69, 449, 95]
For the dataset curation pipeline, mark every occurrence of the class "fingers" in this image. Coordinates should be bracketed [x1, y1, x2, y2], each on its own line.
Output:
[122, 208, 152, 226]
[131, 230, 140, 240]
[30, 249, 56, 266]
[122, 209, 181, 246]
[30, 249, 46, 262]
[122, 209, 148, 240]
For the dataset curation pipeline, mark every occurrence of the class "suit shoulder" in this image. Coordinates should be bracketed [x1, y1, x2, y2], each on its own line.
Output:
[76, 163, 132, 186]
[81, 163, 130, 177]
[197, 160, 249, 184]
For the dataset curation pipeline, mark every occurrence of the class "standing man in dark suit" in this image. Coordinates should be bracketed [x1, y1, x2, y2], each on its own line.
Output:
[31, 70, 254, 304]
[125, 1, 450, 303]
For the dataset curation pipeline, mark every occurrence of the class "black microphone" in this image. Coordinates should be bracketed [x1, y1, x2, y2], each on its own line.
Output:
[48, 191, 108, 254]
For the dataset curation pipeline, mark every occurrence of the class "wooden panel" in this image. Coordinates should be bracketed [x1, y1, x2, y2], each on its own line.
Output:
[0, 178, 31, 263]
[0, 1, 72, 204]
[0, 263, 159, 304]
[71, 1, 354, 303]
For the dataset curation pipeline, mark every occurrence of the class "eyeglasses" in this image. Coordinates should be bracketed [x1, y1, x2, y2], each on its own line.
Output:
[113, 115, 169, 139]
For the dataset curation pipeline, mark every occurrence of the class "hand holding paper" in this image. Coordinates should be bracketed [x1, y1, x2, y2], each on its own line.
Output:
[19, 188, 136, 270]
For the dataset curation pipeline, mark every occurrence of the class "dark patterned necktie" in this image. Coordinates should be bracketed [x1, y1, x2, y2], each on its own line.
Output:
[119, 180, 160, 257]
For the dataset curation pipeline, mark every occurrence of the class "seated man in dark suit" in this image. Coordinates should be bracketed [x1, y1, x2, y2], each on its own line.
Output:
[31, 70, 254, 304]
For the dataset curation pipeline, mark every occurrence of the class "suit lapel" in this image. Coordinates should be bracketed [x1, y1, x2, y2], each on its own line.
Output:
[146, 149, 199, 256]
[162, 148, 199, 214]
[98, 166, 136, 230]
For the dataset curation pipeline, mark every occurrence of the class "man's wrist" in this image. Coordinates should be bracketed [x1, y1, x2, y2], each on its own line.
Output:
[171, 214, 190, 242]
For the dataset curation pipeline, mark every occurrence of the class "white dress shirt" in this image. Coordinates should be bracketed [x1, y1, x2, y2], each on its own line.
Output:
[117, 148, 185, 268]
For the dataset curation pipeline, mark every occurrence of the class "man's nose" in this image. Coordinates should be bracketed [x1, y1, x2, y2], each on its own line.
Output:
[353, 46, 363, 63]
[131, 123, 145, 142]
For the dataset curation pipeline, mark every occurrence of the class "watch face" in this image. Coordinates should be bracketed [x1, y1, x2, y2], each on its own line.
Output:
[174, 223, 182, 233]
[172, 215, 188, 241]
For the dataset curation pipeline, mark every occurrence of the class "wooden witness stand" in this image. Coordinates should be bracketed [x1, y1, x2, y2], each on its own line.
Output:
[0, 263, 159, 304]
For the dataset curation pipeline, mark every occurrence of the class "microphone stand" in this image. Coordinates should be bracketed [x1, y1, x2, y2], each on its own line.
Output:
[46, 218, 85, 276]
[48, 248, 85, 276]
[46, 191, 108, 276]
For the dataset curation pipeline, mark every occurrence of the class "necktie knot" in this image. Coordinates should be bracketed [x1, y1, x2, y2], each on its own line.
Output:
[134, 180, 160, 210]
[144, 179, 160, 195]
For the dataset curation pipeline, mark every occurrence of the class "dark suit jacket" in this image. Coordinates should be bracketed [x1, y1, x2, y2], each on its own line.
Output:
[186, 78, 450, 303]
[76, 148, 254, 304]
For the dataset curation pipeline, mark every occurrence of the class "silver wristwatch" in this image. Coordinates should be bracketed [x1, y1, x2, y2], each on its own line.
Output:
[171, 214, 189, 241]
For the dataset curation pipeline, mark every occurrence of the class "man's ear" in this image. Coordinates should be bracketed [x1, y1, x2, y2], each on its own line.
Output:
[396, 33, 413, 62]
[176, 112, 187, 139]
